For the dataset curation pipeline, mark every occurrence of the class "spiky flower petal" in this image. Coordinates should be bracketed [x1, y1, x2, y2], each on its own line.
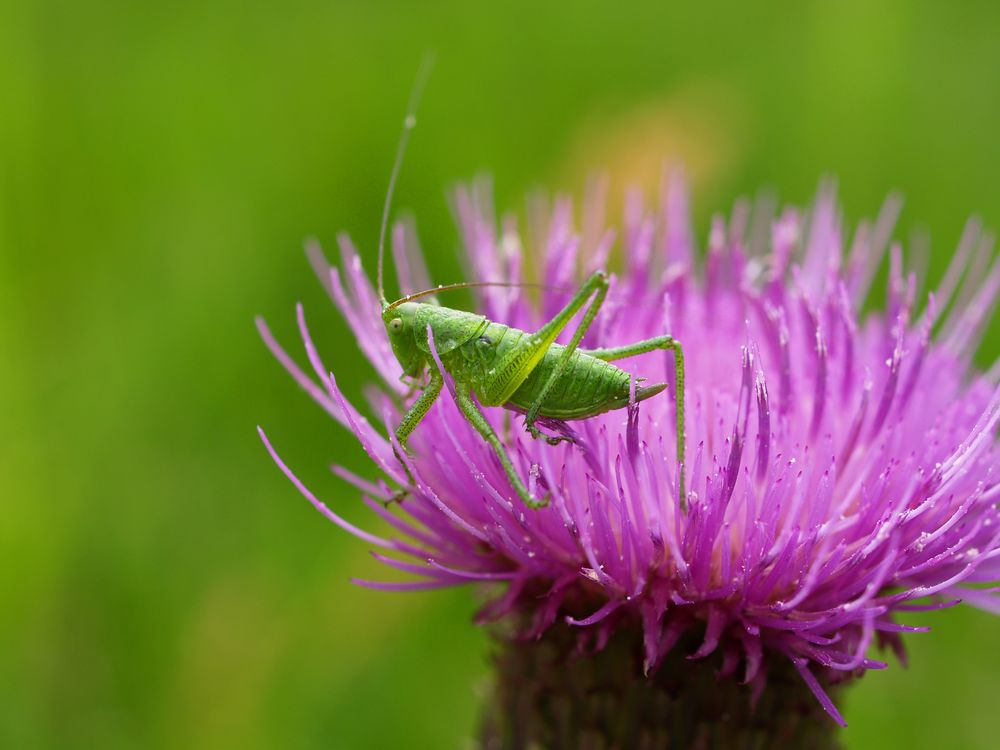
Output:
[260, 176, 1000, 725]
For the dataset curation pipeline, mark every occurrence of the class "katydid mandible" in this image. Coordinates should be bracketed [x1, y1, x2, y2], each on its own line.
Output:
[373, 64, 687, 509]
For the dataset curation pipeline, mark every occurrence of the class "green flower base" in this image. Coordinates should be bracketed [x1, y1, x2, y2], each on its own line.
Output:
[479, 622, 842, 750]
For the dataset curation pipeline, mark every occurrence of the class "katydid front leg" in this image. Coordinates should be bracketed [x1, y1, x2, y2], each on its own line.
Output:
[395, 369, 444, 450]
[585, 335, 687, 507]
[389, 369, 443, 503]
[521, 270, 610, 443]
[392, 371, 549, 509]
[398, 373, 424, 400]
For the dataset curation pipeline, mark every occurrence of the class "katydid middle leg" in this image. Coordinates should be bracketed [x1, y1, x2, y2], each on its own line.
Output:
[455, 387, 548, 508]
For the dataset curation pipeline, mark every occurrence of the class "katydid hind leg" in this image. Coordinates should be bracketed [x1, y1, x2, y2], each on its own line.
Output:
[480, 270, 610, 410]
[523, 270, 610, 439]
[585, 335, 687, 508]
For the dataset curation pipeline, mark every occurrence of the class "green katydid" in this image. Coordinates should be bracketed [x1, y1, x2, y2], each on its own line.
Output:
[371, 63, 687, 510]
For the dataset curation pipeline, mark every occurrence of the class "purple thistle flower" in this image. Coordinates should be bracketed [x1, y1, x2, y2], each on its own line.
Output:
[258, 174, 1000, 729]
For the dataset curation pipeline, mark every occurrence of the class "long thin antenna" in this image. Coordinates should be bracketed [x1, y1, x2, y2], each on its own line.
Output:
[385, 281, 570, 313]
[377, 54, 435, 309]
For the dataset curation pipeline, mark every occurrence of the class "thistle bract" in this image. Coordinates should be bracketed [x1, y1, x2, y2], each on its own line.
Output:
[259, 176, 1000, 725]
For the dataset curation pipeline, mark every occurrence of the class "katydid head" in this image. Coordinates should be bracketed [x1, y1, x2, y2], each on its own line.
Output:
[382, 281, 560, 378]
[383, 301, 426, 377]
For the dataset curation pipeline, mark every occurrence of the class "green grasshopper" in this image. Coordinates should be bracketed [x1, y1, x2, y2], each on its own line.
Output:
[371, 65, 687, 509]
[379, 274, 687, 509]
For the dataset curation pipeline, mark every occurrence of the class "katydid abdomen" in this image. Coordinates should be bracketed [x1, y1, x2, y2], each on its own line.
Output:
[443, 319, 668, 420]
[508, 347, 667, 419]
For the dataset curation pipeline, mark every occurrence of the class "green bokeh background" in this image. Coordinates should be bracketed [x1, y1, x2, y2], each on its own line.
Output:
[2, 1, 999, 748]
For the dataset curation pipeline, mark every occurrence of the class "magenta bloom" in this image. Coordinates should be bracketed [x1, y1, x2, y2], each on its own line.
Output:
[259, 176, 1000, 726]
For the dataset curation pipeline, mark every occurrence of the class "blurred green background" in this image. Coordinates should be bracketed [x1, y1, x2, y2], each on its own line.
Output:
[2, 1, 999, 748]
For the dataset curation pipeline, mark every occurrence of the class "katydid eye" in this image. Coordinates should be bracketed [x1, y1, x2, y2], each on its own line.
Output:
[389, 318, 404, 333]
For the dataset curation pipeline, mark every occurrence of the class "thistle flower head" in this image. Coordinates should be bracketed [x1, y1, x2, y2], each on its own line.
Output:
[259, 175, 1000, 725]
